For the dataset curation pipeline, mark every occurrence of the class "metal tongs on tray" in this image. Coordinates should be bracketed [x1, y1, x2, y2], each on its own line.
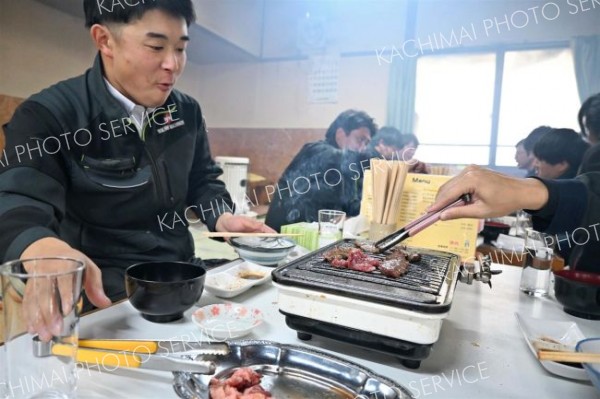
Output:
[33, 337, 230, 374]
[374, 194, 472, 252]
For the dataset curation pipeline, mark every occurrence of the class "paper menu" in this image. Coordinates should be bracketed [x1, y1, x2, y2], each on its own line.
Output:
[360, 169, 480, 261]
[395, 174, 480, 261]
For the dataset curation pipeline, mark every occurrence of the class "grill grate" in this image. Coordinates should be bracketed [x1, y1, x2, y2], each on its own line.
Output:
[272, 239, 461, 312]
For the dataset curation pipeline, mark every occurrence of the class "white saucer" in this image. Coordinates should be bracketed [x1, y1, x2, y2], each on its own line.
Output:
[515, 312, 589, 381]
[204, 261, 271, 299]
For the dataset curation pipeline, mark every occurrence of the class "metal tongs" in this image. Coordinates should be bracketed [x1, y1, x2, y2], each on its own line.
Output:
[33, 337, 230, 374]
[374, 194, 472, 252]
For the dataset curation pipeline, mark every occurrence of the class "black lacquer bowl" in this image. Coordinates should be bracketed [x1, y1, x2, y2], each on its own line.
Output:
[554, 269, 600, 320]
[125, 261, 206, 323]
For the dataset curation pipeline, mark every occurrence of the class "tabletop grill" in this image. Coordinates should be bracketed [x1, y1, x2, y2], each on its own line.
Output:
[272, 239, 462, 369]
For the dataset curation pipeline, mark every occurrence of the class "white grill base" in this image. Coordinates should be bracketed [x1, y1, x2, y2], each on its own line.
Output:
[274, 283, 448, 345]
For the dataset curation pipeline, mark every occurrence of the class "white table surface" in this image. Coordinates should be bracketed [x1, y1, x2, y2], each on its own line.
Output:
[76, 262, 600, 399]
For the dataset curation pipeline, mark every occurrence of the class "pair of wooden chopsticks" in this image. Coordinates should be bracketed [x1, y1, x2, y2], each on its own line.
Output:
[371, 159, 409, 225]
[201, 232, 303, 238]
[538, 350, 600, 363]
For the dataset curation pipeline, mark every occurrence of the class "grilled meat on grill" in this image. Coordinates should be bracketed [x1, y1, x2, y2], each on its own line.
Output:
[322, 242, 422, 278]
[325, 248, 380, 272]
[379, 257, 410, 278]
[323, 247, 352, 262]
[353, 241, 380, 253]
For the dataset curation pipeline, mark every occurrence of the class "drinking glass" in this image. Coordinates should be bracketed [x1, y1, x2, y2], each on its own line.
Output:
[0, 258, 85, 399]
[318, 210, 346, 248]
[520, 229, 553, 297]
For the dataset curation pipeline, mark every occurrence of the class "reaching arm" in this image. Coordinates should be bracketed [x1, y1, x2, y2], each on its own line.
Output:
[429, 165, 550, 220]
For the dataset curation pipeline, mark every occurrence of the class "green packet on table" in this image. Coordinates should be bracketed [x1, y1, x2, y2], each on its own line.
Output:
[281, 222, 319, 251]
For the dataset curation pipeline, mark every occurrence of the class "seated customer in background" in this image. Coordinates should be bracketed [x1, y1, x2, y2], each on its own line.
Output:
[517, 126, 552, 177]
[367, 126, 404, 160]
[514, 139, 532, 176]
[532, 128, 589, 179]
[265, 110, 377, 232]
[367, 128, 428, 173]
[399, 133, 429, 173]
[578, 93, 600, 173]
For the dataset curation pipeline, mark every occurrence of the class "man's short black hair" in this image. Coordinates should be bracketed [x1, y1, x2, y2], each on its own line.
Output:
[523, 125, 552, 154]
[578, 93, 600, 141]
[84, 0, 196, 28]
[324, 110, 377, 148]
[533, 128, 590, 175]
[515, 139, 525, 148]
[371, 126, 403, 149]
[402, 133, 420, 147]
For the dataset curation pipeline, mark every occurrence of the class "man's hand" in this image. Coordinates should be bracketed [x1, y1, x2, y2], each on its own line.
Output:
[428, 165, 549, 221]
[20, 237, 111, 341]
[215, 213, 276, 234]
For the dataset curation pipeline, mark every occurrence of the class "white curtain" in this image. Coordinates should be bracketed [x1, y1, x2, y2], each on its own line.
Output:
[572, 35, 600, 102]
[386, 55, 417, 134]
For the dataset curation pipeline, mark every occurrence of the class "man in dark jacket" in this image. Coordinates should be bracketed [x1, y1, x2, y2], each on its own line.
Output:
[0, 0, 272, 339]
[578, 93, 600, 174]
[265, 110, 377, 232]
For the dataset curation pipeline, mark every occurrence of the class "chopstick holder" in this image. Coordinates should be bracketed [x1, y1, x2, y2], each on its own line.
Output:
[374, 194, 472, 252]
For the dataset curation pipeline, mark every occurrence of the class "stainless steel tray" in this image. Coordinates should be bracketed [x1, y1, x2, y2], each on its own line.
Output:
[173, 340, 414, 398]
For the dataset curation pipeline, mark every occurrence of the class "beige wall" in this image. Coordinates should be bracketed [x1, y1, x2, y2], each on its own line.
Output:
[179, 56, 390, 128]
[2, 0, 600, 129]
[0, 0, 96, 99]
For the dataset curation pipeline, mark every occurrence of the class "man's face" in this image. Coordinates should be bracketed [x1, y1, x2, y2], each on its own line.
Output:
[515, 144, 532, 169]
[401, 141, 417, 161]
[534, 158, 567, 179]
[103, 10, 189, 107]
[337, 127, 372, 153]
[374, 142, 401, 160]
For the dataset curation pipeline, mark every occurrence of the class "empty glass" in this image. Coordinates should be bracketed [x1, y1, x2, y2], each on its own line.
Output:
[1, 258, 85, 399]
[318, 210, 346, 248]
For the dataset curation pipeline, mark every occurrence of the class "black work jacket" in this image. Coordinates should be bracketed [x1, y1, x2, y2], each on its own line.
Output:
[0, 55, 232, 272]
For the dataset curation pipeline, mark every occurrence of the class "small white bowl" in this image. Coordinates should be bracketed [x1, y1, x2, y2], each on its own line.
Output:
[229, 237, 295, 266]
[204, 262, 272, 299]
[192, 303, 263, 340]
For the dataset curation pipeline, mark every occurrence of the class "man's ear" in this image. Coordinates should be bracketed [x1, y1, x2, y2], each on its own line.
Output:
[90, 24, 115, 58]
[556, 160, 570, 174]
[335, 127, 346, 147]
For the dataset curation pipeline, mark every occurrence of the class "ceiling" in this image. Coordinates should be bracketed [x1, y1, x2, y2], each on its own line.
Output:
[33, 0, 259, 64]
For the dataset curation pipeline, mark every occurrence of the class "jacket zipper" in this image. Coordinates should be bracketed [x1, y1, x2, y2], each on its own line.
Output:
[140, 110, 173, 209]
[144, 147, 166, 208]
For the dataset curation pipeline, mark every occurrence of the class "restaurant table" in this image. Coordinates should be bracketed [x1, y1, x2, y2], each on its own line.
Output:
[76, 262, 600, 399]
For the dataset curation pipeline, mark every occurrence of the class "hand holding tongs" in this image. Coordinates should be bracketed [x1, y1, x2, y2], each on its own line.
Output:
[33, 337, 229, 374]
[374, 194, 472, 252]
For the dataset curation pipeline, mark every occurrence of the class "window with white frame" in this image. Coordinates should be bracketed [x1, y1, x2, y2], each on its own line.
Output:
[414, 47, 580, 167]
